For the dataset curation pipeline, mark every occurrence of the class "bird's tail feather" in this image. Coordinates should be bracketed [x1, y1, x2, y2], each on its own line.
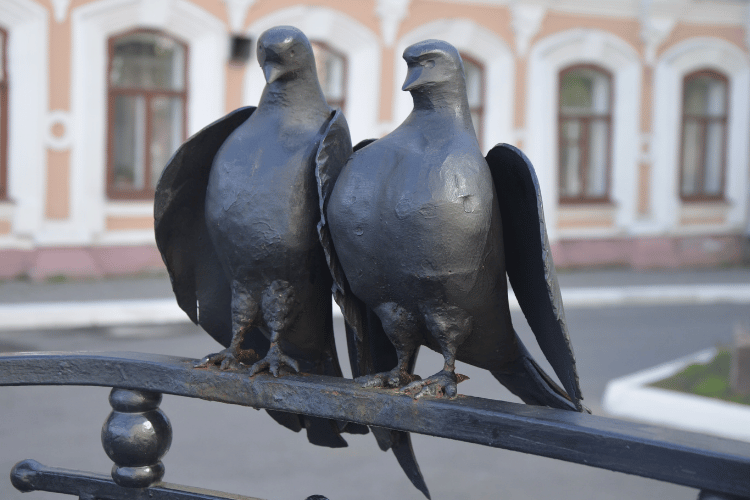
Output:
[372, 427, 430, 499]
[492, 333, 590, 413]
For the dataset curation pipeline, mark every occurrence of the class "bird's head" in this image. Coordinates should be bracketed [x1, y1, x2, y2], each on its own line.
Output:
[257, 26, 314, 84]
[401, 39, 465, 93]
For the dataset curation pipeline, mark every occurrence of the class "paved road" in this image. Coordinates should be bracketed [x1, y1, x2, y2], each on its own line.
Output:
[1, 298, 748, 500]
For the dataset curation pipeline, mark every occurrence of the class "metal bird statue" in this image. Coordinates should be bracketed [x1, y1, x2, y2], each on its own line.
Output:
[320, 40, 587, 493]
[154, 26, 359, 448]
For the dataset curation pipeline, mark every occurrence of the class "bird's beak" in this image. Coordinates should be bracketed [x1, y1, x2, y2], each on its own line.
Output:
[263, 63, 284, 84]
[402, 66, 424, 92]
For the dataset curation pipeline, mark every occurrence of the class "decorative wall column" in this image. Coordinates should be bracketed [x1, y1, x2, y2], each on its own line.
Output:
[510, 2, 545, 149]
[636, 0, 674, 222]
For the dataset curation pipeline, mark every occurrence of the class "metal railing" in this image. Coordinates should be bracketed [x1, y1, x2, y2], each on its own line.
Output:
[1, 351, 749, 500]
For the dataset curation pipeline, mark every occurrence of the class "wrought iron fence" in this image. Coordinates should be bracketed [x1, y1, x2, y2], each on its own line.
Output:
[1, 351, 749, 500]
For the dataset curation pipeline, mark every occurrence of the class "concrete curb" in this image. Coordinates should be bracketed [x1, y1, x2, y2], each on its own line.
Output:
[1, 283, 749, 331]
[602, 348, 750, 443]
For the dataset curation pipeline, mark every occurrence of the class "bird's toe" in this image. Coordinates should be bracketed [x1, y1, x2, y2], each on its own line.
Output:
[249, 344, 299, 377]
[194, 349, 245, 371]
[404, 370, 463, 399]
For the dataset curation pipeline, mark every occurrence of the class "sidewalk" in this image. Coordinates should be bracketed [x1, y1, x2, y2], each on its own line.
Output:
[0, 268, 749, 331]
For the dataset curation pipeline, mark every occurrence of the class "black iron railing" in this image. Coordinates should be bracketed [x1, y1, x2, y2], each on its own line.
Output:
[1, 351, 749, 500]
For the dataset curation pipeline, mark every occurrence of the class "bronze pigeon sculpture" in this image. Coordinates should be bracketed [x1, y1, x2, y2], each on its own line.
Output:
[323, 39, 586, 410]
[154, 25, 357, 448]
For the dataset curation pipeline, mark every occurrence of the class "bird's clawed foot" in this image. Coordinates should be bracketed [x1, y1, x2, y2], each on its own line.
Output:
[357, 368, 421, 389]
[249, 343, 300, 377]
[401, 370, 469, 399]
[194, 348, 257, 371]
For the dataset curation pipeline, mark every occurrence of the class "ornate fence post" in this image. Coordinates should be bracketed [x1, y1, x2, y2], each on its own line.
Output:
[101, 388, 172, 488]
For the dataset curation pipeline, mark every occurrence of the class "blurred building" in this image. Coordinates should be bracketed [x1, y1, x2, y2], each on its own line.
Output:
[0, 0, 748, 279]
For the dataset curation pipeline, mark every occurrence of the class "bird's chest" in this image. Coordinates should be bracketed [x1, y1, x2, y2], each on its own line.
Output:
[205, 119, 321, 255]
[333, 147, 490, 239]
[328, 143, 495, 295]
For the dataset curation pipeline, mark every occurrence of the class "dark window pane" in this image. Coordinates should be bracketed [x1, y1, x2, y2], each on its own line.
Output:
[681, 119, 701, 197]
[112, 95, 146, 190]
[703, 121, 724, 196]
[683, 75, 726, 117]
[560, 119, 582, 198]
[560, 67, 610, 116]
[150, 96, 183, 188]
[586, 119, 609, 198]
[680, 71, 727, 199]
[111, 32, 185, 90]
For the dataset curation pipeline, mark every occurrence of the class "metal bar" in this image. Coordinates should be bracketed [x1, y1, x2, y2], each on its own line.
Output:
[11, 459, 264, 500]
[2, 351, 750, 498]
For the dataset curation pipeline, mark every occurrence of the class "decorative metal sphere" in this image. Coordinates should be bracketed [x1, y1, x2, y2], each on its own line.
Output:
[101, 388, 172, 488]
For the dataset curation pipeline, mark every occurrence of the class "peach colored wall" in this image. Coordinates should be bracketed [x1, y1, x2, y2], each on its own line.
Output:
[0, 220, 11, 235]
[640, 66, 652, 133]
[637, 162, 651, 216]
[379, 48, 395, 123]
[514, 59, 526, 131]
[45, 150, 70, 219]
[249, 0, 379, 34]
[44, 4, 73, 222]
[106, 216, 153, 231]
[533, 12, 641, 54]
[226, 64, 247, 113]
[400, 1, 513, 44]
[659, 23, 746, 57]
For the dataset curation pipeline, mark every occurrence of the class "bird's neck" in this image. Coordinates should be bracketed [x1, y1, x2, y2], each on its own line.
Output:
[258, 68, 331, 118]
[409, 84, 475, 131]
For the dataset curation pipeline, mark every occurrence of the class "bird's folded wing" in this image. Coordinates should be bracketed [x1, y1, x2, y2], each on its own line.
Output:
[315, 129, 376, 375]
[485, 143, 583, 409]
[154, 106, 255, 347]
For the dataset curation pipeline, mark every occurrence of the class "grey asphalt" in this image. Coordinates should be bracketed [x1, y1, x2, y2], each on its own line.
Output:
[1, 269, 749, 500]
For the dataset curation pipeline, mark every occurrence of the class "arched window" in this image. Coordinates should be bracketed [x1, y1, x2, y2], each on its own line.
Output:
[0, 27, 8, 200]
[679, 70, 728, 200]
[462, 54, 484, 150]
[311, 42, 346, 113]
[106, 30, 187, 199]
[558, 65, 612, 203]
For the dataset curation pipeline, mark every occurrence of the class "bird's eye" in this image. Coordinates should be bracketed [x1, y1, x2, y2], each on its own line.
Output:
[290, 50, 295, 57]
[423, 60, 435, 69]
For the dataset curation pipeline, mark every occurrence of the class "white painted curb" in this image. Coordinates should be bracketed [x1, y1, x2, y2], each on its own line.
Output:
[602, 348, 750, 443]
[1, 283, 749, 331]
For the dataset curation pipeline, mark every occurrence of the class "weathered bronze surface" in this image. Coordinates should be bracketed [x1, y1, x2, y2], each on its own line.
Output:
[2, 352, 750, 500]
[154, 26, 356, 449]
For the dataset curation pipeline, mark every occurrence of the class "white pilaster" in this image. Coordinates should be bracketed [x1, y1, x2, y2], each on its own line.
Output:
[376, 0, 410, 47]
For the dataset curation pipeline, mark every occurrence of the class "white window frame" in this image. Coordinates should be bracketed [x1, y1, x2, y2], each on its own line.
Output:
[652, 37, 750, 235]
[64, 0, 226, 247]
[0, 0, 48, 249]
[527, 29, 641, 243]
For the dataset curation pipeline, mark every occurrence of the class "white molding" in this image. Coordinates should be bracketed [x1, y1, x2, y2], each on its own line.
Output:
[0, 0, 49, 249]
[45, 110, 73, 151]
[432, 0, 750, 26]
[527, 29, 642, 243]
[376, 0, 411, 47]
[105, 201, 154, 217]
[66, 0, 227, 247]
[50, 0, 71, 23]
[394, 19, 514, 155]
[651, 37, 750, 235]
[244, 6, 381, 144]
[640, 15, 675, 66]
[510, 2, 545, 57]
